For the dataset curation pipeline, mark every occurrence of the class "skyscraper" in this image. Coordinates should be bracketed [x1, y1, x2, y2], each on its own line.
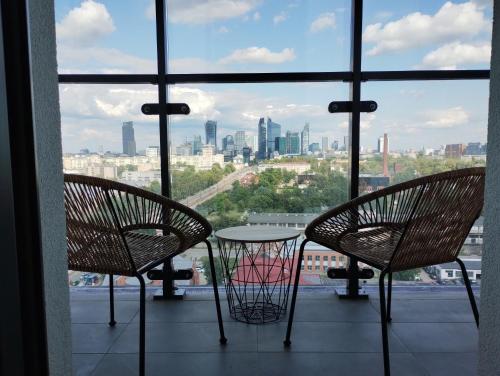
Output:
[222, 135, 235, 152]
[257, 117, 267, 160]
[275, 137, 286, 155]
[266, 117, 281, 158]
[122, 121, 136, 156]
[286, 131, 300, 155]
[322, 136, 329, 153]
[205, 120, 217, 150]
[234, 131, 246, 154]
[192, 135, 202, 155]
[301, 123, 310, 155]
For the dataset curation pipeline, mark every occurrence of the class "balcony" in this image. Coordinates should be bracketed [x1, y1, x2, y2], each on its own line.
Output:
[71, 287, 479, 376]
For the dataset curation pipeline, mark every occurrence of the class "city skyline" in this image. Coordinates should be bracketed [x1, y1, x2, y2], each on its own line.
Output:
[56, 1, 491, 154]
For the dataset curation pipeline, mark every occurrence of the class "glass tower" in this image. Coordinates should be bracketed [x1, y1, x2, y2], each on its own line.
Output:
[122, 121, 136, 156]
[205, 120, 217, 150]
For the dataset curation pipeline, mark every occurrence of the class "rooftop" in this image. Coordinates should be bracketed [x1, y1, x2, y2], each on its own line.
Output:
[71, 287, 479, 376]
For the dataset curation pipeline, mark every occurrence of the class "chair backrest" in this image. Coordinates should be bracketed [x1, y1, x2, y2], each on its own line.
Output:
[390, 167, 485, 271]
[64, 174, 135, 275]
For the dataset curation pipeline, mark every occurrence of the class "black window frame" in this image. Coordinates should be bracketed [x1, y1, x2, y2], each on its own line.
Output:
[57, 0, 490, 298]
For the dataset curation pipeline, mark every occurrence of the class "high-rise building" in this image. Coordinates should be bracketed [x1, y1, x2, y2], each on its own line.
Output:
[176, 142, 192, 156]
[322, 136, 329, 153]
[192, 135, 202, 155]
[377, 134, 389, 154]
[222, 135, 235, 152]
[145, 146, 159, 158]
[235, 131, 246, 154]
[266, 117, 281, 157]
[286, 131, 301, 155]
[122, 121, 136, 156]
[257, 117, 267, 160]
[445, 144, 466, 158]
[275, 137, 287, 155]
[205, 120, 217, 150]
[309, 143, 320, 153]
[301, 123, 310, 155]
[332, 140, 339, 151]
[242, 146, 252, 164]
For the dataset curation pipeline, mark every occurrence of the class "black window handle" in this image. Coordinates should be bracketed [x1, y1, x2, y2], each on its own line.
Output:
[141, 103, 190, 115]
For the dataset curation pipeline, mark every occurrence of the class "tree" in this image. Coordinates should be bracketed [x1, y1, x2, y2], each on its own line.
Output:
[393, 269, 421, 281]
[199, 255, 237, 285]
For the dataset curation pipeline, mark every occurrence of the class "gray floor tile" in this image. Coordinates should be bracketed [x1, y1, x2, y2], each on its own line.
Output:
[72, 354, 103, 376]
[130, 300, 232, 323]
[415, 353, 478, 376]
[293, 298, 380, 322]
[92, 353, 259, 376]
[391, 323, 478, 352]
[71, 300, 139, 324]
[72, 324, 126, 353]
[257, 353, 429, 376]
[257, 322, 408, 353]
[109, 322, 257, 353]
[370, 299, 477, 323]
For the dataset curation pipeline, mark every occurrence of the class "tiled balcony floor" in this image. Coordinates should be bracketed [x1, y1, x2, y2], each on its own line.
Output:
[71, 287, 479, 376]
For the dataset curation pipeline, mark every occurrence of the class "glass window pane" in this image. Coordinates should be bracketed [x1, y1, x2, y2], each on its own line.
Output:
[55, 0, 157, 73]
[60, 83, 160, 287]
[362, 1, 493, 70]
[167, 0, 351, 73]
[359, 80, 488, 285]
[167, 82, 350, 286]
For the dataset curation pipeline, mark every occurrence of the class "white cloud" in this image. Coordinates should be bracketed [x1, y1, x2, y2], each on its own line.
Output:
[310, 12, 336, 33]
[338, 114, 375, 130]
[273, 11, 288, 24]
[363, 1, 491, 56]
[253, 12, 261, 21]
[166, 0, 261, 24]
[56, 0, 115, 46]
[219, 47, 296, 64]
[218, 26, 229, 33]
[57, 46, 157, 74]
[424, 106, 469, 128]
[421, 41, 491, 69]
[145, 1, 155, 20]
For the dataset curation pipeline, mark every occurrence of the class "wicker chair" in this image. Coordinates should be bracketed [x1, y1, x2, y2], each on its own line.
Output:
[64, 174, 226, 376]
[284, 167, 485, 376]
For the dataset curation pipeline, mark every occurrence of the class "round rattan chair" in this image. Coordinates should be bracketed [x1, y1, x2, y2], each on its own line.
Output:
[64, 174, 226, 376]
[284, 167, 485, 376]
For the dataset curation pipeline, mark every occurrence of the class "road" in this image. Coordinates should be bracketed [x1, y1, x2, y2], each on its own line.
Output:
[179, 166, 256, 208]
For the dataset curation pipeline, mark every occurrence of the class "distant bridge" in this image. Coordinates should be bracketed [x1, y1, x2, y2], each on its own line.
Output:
[180, 166, 256, 208]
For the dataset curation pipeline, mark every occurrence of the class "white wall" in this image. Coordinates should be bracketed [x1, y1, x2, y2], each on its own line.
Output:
[479, 1, 500, 374]
[28, 0, 72, 374]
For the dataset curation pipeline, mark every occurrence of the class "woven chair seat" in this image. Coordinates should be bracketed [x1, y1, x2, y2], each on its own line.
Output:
[125, 232, 181, 273]
[338, 226, 403, 269]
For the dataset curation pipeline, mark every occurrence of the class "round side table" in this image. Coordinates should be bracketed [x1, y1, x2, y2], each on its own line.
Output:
[214, 225, 300, 324]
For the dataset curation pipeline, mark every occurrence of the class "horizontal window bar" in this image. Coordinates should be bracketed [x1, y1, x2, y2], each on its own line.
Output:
[58, 74, 158, 84]
[58, 69, 490, 85]
[362, 70, 490, 81]
[165, 72, 352, 84]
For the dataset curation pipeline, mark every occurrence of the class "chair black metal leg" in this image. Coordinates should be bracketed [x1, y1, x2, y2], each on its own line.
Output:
[284, 239, 308, 347]
[206, 240, 227, 344]
[387, 272, 392, 323]
[109, 274, 116, 327]
[137, 274, 146, 376]
[456, 258, 479, 327]
[379, 271, 391, 376]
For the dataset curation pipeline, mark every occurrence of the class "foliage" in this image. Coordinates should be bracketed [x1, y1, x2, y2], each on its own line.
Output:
[199, 255, 237, 285]
[393, 269, 421, 281]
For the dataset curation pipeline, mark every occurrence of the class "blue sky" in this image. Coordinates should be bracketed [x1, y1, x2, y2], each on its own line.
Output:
[55, 0, 492, 153]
